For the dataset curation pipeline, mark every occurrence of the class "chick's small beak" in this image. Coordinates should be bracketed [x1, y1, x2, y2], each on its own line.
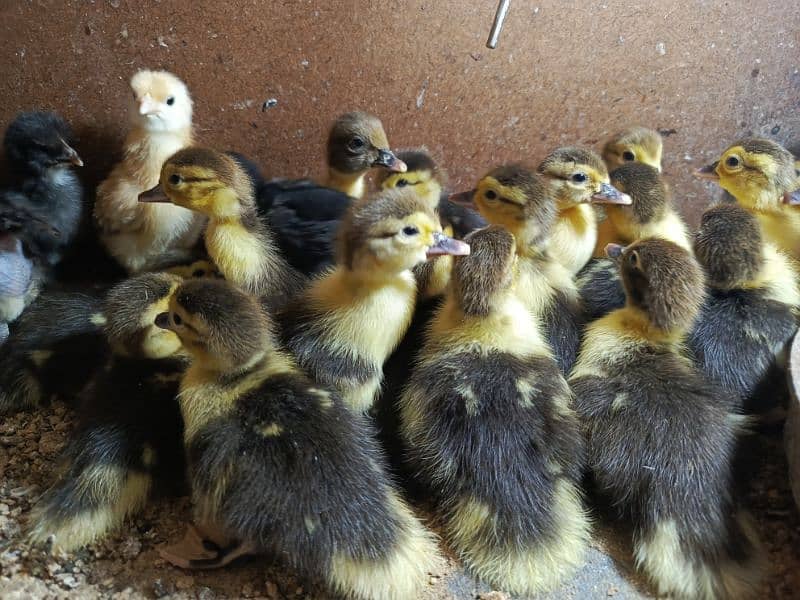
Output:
[591, 182, 632, 205]
[427, 231, 471, 258]
[138, 183, 170, 203]
[139, 96, 159, 116]
[60, 143, 83, 167]
[783, 190, 800, 205]
[373, 149, 407, 173]
[448, 189, 478, 207]
[155, 312, 171, 330]
[693, 162, 720, 181]
[605, 243, 626, 260]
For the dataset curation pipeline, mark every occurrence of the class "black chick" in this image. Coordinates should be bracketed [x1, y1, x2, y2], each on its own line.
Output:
[689, 203, 799, 414]
[1, 111, 84, 267]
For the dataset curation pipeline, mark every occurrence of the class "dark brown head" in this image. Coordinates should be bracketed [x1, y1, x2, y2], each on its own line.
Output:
[694, 204, 763, 289]
[337, 187, 469, 274]
[469, 164, 557, 251]
[105, 272, 184, 359]
[158, 278, 271, 372]
[609, 238, 705, 332]
[602, 127, 663, 172]
[608, 162, 670, 225]
[327, 111, 406, 175]
[452, 226, 516, 317]
[538, 146, 631, 209]
[378, 148, 446, 212]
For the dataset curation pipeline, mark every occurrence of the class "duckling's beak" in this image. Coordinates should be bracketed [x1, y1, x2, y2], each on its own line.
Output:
[427, 232, 471, 258]
[783, 190, 800, 205]
[591, 183, 632, 205]
[693, 162, 720, 181]
[605, 243, 626, 260]
[59, 141, 83, 167]
[138, 184, 170, 203]
[373, 150, 407, 173]
[155, 312, 171, 330]
[448, 189, 477, 208]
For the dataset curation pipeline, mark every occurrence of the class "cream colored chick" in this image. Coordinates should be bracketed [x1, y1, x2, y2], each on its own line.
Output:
[94, 70, 205, 273]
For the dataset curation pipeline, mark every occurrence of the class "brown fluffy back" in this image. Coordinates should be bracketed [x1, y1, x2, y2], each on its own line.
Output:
[452, 226, 516, 316]
[694, 204, 762, 289]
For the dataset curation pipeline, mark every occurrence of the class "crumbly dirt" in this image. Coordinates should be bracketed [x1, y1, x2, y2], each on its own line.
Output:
[0, 401, 798, 599]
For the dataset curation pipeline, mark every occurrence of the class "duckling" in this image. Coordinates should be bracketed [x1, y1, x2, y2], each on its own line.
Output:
[570, 238, 764, 599]
[280, 187, 469, 413]
[28, 272, 188, 551]
[157, 278, 441, 599]
[695, 137, 800, 259]
[466, 165, 582, 373]
[255, 112, 407, 275]
[536, 146, 632, 275]
[379, 148, 486, 298]
[400, 226, 589, 594]
[602, 126, 664, 172]
[141, 147, 305, 310]
[95, 69, 206, 273]
[689, 204, 799, 413]
[1, 111, 83, 268]
[578, 162, 692, 320]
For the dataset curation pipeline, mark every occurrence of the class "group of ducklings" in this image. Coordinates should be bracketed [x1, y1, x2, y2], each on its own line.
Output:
[1, 68, 799, 600]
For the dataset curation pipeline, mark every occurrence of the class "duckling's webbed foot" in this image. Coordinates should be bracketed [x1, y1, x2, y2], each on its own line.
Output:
[159, 523, 258, 570]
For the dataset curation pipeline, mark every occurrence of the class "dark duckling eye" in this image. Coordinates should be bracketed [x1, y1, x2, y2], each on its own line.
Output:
[725, 156, 740, 168]
[172, 312, 183, 326]
[168, 173, 182, 185]
[396, 178, 409, 188]
[485, 189, 497, 201]
[571, 172, 588, 183]
[628, 251, 640, 267]
[348, 137, 366, 151]
[166, 96, 175, 106]
[402, 226, 419, 236]
[622, 150, 636, 161]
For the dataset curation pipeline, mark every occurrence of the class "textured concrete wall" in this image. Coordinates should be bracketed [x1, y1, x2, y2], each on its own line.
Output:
[1, 1, 798, 226]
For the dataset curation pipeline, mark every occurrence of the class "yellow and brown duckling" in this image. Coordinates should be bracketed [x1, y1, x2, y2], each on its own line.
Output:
[400, 226, 589, 595]
[156, 278, 441, 599]
[256, 112, 408, 275]
[465, 164, 583, 373]
[602, 126, 664, 172]
[570, 238, 764, 599]
[578, 161, 692, 320]
[380, 148, 486, 298]
[695, 137, 800, 259]
[280, 187, 469, 414]
[536, 146, 632, 276]
[140, 147, 305, 310]
[29, 272, 189, 551]
[689, 203, 799, 414]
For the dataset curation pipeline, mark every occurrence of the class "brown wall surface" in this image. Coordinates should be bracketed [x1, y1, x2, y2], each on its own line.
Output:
[1, 1, 799, 227]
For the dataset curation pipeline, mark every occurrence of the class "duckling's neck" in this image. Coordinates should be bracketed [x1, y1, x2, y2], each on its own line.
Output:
[727, 181, 783, 214]
[739, 243, 800, 308]
[606, 205, 692, 252]
[327, 167, 367, 199]
[550, 202, 598, 274]
[608, 305, 689, 346]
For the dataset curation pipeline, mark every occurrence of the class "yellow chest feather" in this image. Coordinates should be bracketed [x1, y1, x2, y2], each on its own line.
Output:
[515, 255, 578, 318]
[753, 209, 800, 261]
[550, 204, 597, 275]
[206, 222, 267, 291]
[757, 244, 800, 308]
[310, 269, 417, 364]
[609, 209, 692, 252]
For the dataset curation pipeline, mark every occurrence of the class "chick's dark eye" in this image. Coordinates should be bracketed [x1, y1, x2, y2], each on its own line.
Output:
[622, 150, 636, 161]
[396, 179, 408, 188]
[349, 137, 365, 150]
[168, 174, 182, 185]
[485, 189, 497, 200]
[571, 173, 588, 183]
[725, 156, 740, 168]
[172, 313, 182, 326]
[402, 226, 419, 236]
[166, 96, 175, 106]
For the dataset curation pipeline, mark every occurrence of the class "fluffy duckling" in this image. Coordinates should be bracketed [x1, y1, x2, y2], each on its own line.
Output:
[256, 112, 407, 275]
[400, 226, 589, 595]
[578, 162, 692, 320]
[689, 204, 799, 413]
[466, 165, 582, 373]
[1, 111, 83, 269]
[536, 147, 632, 275]
[602, 126, 664, 172]
[157, 278, 441, 599]
[95, 69, 205, 273]
[29, 273, 188, 551]
[570, 238, 764, 599]
[141, 147, 305, 310]
[695, 137, 800, 259]
[379, 148, 486, 298]
[280, 187, 469, 413]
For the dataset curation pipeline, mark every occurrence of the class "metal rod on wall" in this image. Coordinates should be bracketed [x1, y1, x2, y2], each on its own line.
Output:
[486, 0, 511, 49]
